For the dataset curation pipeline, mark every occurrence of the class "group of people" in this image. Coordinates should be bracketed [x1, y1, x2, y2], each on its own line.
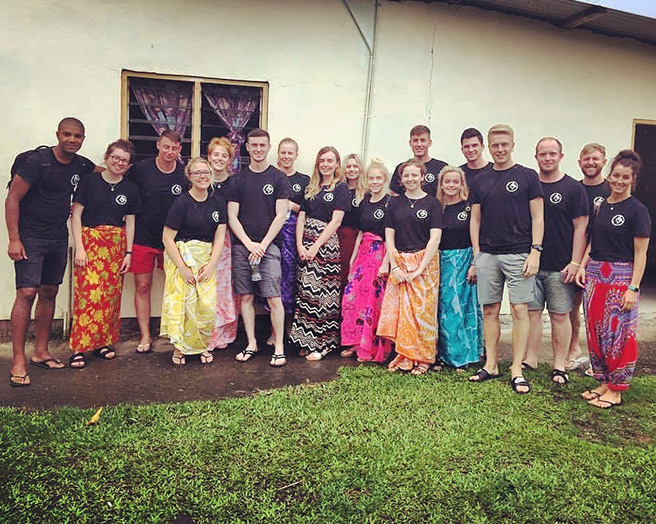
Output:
[6, 118, 651, 410]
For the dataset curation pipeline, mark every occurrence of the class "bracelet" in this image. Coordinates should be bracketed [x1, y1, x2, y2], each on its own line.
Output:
[570, 261, 580, 267]
[391, 266, 399, 272]
[126, 251, 132, 254]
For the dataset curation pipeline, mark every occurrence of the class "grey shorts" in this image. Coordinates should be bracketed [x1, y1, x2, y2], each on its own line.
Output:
[14, 236, 68, 289]
[528, 270, 576, 314]
[476, 252, 535, 305]
[232, 243, 282, 298]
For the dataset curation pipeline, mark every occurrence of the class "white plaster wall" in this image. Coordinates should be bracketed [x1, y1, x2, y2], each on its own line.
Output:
[1, 0, 655, 320]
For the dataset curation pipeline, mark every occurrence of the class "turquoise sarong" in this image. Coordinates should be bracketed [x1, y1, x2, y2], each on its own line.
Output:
[437, 247, 483, 367]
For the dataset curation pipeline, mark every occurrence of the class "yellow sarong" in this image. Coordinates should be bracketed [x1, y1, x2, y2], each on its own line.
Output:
[376, 250, 439, 366]
[160, 240, 217, 355]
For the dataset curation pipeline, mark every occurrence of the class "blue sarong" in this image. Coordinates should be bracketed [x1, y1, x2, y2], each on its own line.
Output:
[437, 247, 483, 367]
[280, 211, 299, 314]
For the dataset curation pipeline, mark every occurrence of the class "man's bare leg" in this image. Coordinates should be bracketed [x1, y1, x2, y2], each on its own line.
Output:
[236, 294, 258, 361]
[134, 273, 153, 347]
[268, 296, 285, 358]
[567, 291, 583, 363]
[550, 311, 571, 381]
[9, 288, 39, 384]
[509, 302, 530, 392]
[31, 284, 63, 366]
[470, 302, 501, 380]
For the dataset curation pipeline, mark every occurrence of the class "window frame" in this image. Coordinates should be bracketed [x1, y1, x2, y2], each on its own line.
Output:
[120, 70, 269, 158]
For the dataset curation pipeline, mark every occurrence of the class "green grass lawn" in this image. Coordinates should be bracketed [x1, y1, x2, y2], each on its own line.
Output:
[1, 366, 655, 523]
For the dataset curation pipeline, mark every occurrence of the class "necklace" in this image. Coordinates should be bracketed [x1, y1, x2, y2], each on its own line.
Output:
[405, 195, 419, 208]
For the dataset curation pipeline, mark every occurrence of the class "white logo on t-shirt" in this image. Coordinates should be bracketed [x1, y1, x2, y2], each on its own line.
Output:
[70, 174, 80, 186]
[171, 184, 182, 195]
[115, 194, 127, 206]
[211, 211, 220, 223]
[292, 183, 302, 193]
[593, 196, 605, 206]
[550, 192, 563, 204]
[373, 208, 384, 220]
[506, 181, 519, 192]
[416, 209, 428, 219]
[263, 184, 274, 196]
[324, 192, 334, 202]
[611, 214, 625, 226]
[457, 211, 468, 221]
[425, 173, 435, 183]
[465, 206, 471, 212]
[352, 197, 359, 208]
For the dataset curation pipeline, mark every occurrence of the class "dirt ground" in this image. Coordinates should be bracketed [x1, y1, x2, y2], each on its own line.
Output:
[3, 309, 656, 411]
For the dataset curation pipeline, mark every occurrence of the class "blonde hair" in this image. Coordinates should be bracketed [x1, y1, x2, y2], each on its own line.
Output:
[305, 146, 344, 199]
[364, 157, 390, 195]
[185, 156, 213, 186]
[580, 142, 606, 157]
[345, 153, 367, 205]
[488, 124, 514, 143]
[278, 137, 299, 152]
[436, 165, 469, 208]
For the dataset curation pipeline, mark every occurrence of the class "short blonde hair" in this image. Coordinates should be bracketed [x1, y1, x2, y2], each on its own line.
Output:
[580, 142, 606, 157]
[488, 124, 514, 143]
[436, 165, 469, 207]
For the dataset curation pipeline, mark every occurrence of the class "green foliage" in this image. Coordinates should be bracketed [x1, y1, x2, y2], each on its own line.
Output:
[1, 366, 655, 523]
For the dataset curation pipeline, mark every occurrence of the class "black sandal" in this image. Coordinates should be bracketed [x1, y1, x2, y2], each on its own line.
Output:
[69, 352, 86, 369]
[469, 368, 500, 382]
[235, 348, 258, 363]
[551, 368, 569, 385]
[510, 376, 531, 394]
[270, 354, 287, 367]
[93, 347, 116, 360]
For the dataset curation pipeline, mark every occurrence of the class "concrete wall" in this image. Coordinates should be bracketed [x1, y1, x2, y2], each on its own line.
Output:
[1, 0, 655, 320]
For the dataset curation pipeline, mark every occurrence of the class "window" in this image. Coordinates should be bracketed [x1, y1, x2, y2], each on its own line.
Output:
[121, 71, 268, 169]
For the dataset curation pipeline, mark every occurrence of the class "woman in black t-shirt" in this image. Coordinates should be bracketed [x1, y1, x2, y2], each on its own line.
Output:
[377, 159, 443, 375]
[161, 157, 227, 366]
[289, 146, 350, 361]
[69, 139, 140, 368]
[206, 137, 238, 351]
[340, 158, 392, 363]
[575, 150, 651, 409]
[338, 153, 367, 292]
[435, 166, 483, 371]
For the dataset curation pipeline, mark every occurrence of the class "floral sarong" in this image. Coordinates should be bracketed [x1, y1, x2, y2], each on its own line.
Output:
[438, 248, 483, 367]
[208, 230, 238, 349]
[69, 225, 126, 352]
[160, 240, 217, 355]
[377, 249, 439, 367]
[281, 211, 299, 314]
[584, 259, 639, 391]
[341, 232, 391, 362]
[289, 218, 341, 355]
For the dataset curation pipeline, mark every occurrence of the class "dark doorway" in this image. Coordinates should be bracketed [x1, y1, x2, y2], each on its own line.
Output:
[633, 120, 656, 281]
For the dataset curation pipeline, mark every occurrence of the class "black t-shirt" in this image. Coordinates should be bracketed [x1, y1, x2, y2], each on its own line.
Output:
[342, 188, 362, 229]
[165, 192, 227, 243]
[16, 148, 95, 239]
[212, 176, 233, 200]
[460, 162, 491, 191]
[540, 175, 589, 271]
[227, 165, 292, 246]
[385, 194, 444, 252]
[301, 182, 351, 223]
[357, 194, 389, 239]
[286, 172, 310, 206]
[127, 158, 187, 249]
[582, 179, 610, 214]
[440, 200, 472, 251]
[390, 157, 448, 196]
[74, 173, 141, 228]
[469, 164, 543, 254]
[589, 196, 651, 263]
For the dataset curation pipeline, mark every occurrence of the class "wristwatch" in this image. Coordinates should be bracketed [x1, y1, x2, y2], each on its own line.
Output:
[531, 244, 543, 252]
[628, 285, 640, 292]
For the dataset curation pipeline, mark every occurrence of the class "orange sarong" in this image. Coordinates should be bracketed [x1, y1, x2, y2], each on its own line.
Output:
[376, 249, 439, 367]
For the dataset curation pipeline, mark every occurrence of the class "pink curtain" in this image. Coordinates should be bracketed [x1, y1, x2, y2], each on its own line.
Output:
[132, 85, 192, 138]
[203, 88, 259, 172]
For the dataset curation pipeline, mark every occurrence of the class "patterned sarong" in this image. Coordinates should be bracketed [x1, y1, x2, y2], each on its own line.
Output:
[208, 230, 238, 350]
[377, 250, 439, 367]
[281, 211, 299, 314]
[289, 217, 341, 355]
[341, 232, 392, 362]
[69, 225, 126, 352]
[583, 259, 639, 391]
[438, 248, 483, 367]
[160, 240, 217, 355]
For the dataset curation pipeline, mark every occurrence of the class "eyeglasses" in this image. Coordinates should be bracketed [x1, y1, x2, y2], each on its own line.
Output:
[109, 155, 130, 165]
[190, 170, 212, 178]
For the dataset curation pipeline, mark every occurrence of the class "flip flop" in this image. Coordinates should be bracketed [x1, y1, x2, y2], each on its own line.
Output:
[581, 390, 601, 400]
[270, 354, 287, 367]
[565, 356, 589, 371]
[172, 353, 186, 366]
[235, 348, 258, 363]
[29, 358, 65, 370]
[521, 362, 537, 371]
[9, 373, 30, 387]
[589, 398, 622, 409]
[469, 368, 500, 382]
[135, 343, 152, 354]
[200, 352, 214, 365]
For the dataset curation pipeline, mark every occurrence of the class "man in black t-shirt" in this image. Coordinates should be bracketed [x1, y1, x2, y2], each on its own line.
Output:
[567, 142, 610, 372]
[127, 130, 186, 354]
[227, 129, 291, 366]
[524, 138, 589, 383]
[389, 125, 448, 196]
[6, 117, 96, 386]
[459, 127, 491, 189]
[469, 124, 544, 394]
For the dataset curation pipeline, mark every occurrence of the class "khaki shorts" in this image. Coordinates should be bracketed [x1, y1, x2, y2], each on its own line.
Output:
[476, 252, 535, 305]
